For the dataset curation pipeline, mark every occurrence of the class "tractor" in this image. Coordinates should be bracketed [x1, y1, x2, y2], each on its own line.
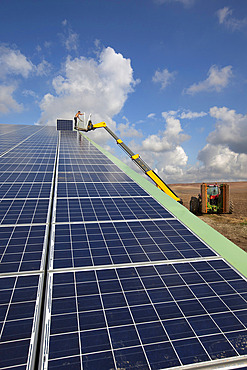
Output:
[190, 183, 233, 214]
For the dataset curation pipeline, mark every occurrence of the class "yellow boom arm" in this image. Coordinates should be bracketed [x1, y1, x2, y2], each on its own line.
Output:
[77, 121, 182, 203]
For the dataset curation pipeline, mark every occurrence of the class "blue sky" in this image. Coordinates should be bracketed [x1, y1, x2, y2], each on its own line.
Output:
[0, 0, 247, 183]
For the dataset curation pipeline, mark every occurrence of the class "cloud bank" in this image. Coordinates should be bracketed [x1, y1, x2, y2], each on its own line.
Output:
[132, 113, 190, 181]
[194, 107, 247, 181]
[38, 47, 137, 134]
[128, 107, 247, 183]
[0, 44, 51, 114]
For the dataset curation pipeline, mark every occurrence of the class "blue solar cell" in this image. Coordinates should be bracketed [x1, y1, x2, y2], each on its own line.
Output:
[102, 292, 127, 309]
[114, 346, 149, 370]
[82, 351, 115, 370]
[51, 313, 78, 335]
[79, 310, 106, 330]
[188, 315, 221, 336]
[212, 312, 245, 332]
[145, 342, 180, 369]
[163, 318, 195, 340]
[77, 295, 103, 312]
[200, 334, 237, 360]
[106, 307, 133, 326]
[1, 318, 33, 341]
[81, 328, 110, 353]
[49, 333, 80, 360]
[0, 339, 30, 368]
[52, 297, 77, 315]
[155, 302, 183, 320]
[173, 337, 209, 365]
[226, 331, 247, 355]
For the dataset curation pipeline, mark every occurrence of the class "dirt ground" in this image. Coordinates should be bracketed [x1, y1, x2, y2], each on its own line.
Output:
[170, 182, 247, 253]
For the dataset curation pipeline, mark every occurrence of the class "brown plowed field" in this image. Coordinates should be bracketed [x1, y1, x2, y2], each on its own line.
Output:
[170, 182, 247, 253]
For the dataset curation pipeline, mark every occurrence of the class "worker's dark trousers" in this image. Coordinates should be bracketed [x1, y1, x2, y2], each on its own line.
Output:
[74, 117, 77, 128]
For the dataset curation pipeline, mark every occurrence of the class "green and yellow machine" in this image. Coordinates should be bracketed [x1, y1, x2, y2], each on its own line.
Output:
[190, 183, 233, 214]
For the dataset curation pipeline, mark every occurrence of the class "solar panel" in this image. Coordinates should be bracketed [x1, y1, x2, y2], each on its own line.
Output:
[57, 119, 73, 131]
[0, 126, 247, 369]
[0, 124, 42, 155]
[0, 273, 43, 369]
[44, 260, 247, 369]
[0, 124, 58, 369]
[40, 131, 247, 369]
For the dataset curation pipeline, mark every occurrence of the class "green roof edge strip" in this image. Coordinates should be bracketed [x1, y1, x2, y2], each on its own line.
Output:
[83, 133, 247, 278]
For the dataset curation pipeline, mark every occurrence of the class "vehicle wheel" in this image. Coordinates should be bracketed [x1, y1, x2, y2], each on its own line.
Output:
[229, 200, 233, 214]
[190, 197, 199, 214]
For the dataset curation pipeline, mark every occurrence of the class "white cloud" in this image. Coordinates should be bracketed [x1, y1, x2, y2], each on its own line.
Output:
[38, 46, 137, 135]
[193, 106, 247, 181]
[154, 0, 195, 7]
[135, 106, 247, 183]
[0, 45, 53, 115]
[152, 68, 176, 89]
[36, 59, 52, 76]
[147, 113, 156, 119]
[197, 144, 247, 181]
[217, 7, 232, 25]
[142, 116, 184, 152]
[162, 109, 207, 120]
[0, 84, 23, 113]
[22, 89, 39, 99]
[216, 7, 247, 31]
[184, 65, 233, 95]
[161, 110, 178, 120]
[61, 21, 79, 52]
[208, 106, 247, 154]
[65, 30, 79, 52]
[117, 120, 143, 139]
[130, 114, 190, 182]
[0, 45, 34, 79]
[180, 110, 207, 119]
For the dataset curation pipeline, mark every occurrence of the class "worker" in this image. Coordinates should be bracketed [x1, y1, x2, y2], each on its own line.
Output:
[74, 111, 84, 129]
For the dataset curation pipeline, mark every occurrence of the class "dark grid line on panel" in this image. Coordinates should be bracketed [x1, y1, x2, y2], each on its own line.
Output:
[44, 259, 247, 369]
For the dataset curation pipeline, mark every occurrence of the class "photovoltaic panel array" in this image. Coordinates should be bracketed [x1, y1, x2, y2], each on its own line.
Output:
[0, 125, 58, 369]
[40, 130, 247, 370]
[0, 124, 44, 156]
